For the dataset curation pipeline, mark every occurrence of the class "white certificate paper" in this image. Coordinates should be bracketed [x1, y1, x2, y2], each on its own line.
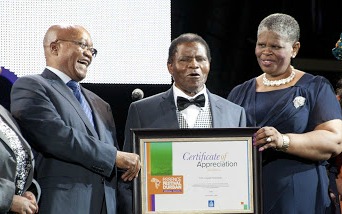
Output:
[140, 138, 255, 213]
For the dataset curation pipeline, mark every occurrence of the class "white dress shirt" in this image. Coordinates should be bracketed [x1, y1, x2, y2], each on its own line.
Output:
[172, 84, 208, 128]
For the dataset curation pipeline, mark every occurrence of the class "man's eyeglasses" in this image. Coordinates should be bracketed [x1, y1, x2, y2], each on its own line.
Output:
[55, 39, 97, 57]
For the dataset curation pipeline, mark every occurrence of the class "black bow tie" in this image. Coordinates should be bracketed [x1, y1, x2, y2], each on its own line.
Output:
[177, 94, 205, 111]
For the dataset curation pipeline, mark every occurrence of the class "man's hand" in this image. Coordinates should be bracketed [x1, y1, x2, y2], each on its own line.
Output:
[116, 151, 141, 181]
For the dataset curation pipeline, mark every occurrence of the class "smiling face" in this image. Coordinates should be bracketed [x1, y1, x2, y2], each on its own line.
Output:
[167, 42, 210, 96]
[46, 25, 94, 82]
[255, 30, 299, 78]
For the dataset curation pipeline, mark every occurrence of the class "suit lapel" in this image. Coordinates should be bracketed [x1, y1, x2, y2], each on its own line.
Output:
[207, 90, 223, 128]
[160, 88, 180, 128]
[42, 70, 98, 138]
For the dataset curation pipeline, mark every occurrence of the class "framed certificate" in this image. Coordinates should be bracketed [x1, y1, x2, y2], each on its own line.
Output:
[132, 128, 261, 214]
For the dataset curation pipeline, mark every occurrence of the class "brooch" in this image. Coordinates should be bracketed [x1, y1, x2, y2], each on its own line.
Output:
[293, 96, 306, 108]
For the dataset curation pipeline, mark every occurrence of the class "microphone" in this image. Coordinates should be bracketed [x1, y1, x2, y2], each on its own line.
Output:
[131, 88, 144, 101]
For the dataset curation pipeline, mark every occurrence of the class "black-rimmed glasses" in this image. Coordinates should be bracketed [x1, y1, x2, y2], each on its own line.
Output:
[55, 39, 97, 57]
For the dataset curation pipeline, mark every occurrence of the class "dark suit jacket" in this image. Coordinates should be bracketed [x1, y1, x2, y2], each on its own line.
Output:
[10, 69, 119, 214]
[0, 105, 40, 213]
[118, 87, 246, 213]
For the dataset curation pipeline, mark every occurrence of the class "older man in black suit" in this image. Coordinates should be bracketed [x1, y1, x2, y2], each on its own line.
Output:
[118, 33, 247, 213]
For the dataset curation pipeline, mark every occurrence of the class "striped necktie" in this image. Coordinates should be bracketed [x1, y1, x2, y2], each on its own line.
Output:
[66, 80, 94, 127]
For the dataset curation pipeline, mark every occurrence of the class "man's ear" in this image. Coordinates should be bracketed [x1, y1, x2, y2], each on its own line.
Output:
[50, 42, 59, 55]
[167, 62, 173, 76]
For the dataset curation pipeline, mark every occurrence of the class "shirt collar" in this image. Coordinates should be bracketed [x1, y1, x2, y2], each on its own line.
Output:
[46, 66, 73, 84]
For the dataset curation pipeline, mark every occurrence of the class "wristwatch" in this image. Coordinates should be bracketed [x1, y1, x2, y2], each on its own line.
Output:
[276, 134, 290, 152]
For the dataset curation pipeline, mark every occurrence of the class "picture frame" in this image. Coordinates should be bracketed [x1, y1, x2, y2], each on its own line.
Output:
[132, 128, 261, 214]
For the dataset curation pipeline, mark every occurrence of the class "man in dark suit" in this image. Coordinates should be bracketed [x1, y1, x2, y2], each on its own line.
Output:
[10, 24, 141, 214]
[118, 33, 247, 213]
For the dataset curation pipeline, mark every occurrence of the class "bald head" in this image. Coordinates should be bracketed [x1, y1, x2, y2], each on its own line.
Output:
[43, 25, 59, 47]
[43, 24, 90, 54]
[44, 24, 89, 45]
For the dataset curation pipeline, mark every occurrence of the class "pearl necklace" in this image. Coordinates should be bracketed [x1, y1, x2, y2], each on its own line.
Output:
[262, 69, 296, 87]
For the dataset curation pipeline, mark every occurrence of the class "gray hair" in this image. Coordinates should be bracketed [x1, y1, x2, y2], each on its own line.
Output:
[257, 13, 300, 43]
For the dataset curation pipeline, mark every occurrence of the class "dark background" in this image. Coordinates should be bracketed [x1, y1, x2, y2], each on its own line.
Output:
[2, 0, 342, 148]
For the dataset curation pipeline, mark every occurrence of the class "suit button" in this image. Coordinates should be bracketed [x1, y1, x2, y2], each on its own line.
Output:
[101, 178, 105, 183]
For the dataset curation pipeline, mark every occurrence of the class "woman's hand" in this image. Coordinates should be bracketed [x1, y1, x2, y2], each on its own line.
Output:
[10, 191, 38, 214]
[254, 120, 342, 161]
[254, 126, 284, 152]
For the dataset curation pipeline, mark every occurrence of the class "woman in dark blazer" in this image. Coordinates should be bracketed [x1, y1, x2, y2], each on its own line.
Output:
[0, 104, 40, 214]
